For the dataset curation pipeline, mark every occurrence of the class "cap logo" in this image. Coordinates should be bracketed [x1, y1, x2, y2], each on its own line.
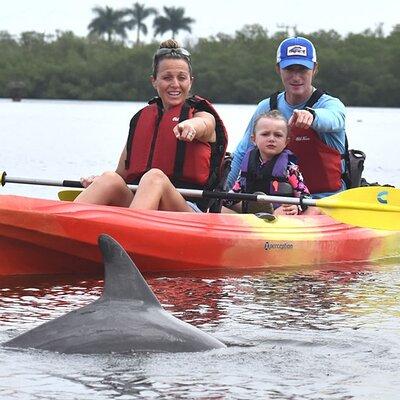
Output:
[287, 45, 307, 57]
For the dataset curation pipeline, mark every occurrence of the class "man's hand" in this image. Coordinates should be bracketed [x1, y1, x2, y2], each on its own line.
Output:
[288, 109, 314, 129]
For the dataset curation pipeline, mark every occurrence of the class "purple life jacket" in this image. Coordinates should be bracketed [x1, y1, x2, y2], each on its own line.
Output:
[240, 147, 294, 195]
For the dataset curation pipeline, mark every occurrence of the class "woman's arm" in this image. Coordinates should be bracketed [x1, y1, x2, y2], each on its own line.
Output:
[115, 145, 128, 180]
[173, 111, 216, 143]
[79, 146, 128, 188]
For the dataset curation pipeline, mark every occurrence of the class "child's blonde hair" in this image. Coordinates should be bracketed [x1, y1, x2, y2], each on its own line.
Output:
[253, 110, 289, 137]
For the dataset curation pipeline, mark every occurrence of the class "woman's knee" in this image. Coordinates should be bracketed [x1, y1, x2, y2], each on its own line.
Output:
[140, 169, 170, 187]
[96, 171, 126, 191]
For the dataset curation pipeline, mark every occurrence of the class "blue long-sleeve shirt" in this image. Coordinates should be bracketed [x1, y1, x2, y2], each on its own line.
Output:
[227, 91, 347, 198]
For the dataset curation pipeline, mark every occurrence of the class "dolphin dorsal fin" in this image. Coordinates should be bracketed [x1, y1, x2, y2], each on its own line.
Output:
[98, 234, 161, 307]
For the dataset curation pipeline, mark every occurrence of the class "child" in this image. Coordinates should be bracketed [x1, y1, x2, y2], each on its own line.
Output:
[228, 110, 310, 215]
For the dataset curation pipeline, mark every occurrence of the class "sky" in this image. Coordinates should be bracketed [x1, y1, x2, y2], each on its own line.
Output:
[1, 0, 399, 43]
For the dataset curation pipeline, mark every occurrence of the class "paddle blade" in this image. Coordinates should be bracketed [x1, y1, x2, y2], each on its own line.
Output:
[316, 186, 400, 231]
[58, 189, 82, 201]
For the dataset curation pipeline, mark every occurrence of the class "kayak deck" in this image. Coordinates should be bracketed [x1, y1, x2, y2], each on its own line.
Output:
[0, 195, 399, 276]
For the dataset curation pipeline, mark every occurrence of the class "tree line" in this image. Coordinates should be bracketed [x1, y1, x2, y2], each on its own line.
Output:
[1, 18, 400, 107]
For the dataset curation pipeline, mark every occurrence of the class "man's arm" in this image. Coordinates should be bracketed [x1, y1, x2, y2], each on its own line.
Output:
[227, 99, 270, 189]
[311, 95, 346, 133]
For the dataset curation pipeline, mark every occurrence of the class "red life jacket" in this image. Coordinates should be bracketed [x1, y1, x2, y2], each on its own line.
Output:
[270, 89, 344, 194]
[124, 95, 228, 191]
[287, 127, 342, 193]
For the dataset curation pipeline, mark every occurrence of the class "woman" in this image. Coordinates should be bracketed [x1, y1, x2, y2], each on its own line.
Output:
[74, 39, 227, 212]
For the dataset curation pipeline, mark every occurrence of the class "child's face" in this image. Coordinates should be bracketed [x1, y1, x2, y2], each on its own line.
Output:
[252, 117, 289, 161]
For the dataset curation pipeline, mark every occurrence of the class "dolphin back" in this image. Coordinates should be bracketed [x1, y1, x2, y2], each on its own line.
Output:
[99, 234, 161, 306]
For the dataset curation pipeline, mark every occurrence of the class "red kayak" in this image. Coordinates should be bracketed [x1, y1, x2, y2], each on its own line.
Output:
[0, 194, 399, 277]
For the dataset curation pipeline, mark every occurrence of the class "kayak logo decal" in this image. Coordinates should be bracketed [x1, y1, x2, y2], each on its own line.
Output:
[377, 190, 388, 204]
[264, 241, 294, 251]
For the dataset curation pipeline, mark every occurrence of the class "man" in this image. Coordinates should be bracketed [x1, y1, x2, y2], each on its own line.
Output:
[227, 36, 346, 199]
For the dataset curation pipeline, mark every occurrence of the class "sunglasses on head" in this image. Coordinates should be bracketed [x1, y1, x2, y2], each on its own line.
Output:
[155, 47, 191, 58]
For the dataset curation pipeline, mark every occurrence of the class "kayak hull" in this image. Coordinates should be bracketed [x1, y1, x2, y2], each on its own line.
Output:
[0, 195, 399, 277]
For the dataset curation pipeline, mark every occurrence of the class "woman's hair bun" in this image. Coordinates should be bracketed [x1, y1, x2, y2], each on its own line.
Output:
[159, 39, 180, 49]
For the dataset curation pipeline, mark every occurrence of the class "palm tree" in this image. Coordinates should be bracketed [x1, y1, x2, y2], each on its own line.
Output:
[88, 6, 127, 42]
[124, 2, 158, 46]
[153, 6, 195, 39]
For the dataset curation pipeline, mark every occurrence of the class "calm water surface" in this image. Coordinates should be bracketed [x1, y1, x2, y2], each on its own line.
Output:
[1, 99, 400, 399]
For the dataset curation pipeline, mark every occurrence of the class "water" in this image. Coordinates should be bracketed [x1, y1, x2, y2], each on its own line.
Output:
[1, 99, 400, 399]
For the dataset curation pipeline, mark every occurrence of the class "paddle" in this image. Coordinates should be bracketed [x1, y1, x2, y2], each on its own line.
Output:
[2, 172, 399, 230]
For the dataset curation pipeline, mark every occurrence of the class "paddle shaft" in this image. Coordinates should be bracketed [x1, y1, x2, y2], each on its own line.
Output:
[2, 173, 315, 206]
[2, 176, 83, 188]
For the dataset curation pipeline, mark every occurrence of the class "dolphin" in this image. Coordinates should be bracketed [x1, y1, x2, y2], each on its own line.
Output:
[4, 234, 226, 354]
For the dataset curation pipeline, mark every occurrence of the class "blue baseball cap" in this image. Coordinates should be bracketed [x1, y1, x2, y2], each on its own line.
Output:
[276, 37, 317, 69]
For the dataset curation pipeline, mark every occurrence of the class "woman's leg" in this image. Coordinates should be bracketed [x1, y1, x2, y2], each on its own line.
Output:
[74, 171, 134, 207]
[130, 169, 194, 212]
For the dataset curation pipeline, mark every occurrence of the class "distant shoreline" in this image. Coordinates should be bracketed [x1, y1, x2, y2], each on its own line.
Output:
[1, 27, 399, 107]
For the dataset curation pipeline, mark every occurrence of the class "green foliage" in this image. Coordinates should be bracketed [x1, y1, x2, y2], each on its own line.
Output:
[123, 2, 158, 46]
[88, 6, 128, 42]
[1, 25, 399, 106]
[153, 6, 195, 39]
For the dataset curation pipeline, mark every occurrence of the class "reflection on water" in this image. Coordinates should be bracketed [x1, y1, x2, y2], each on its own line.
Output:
[1, 263, 400, 399]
